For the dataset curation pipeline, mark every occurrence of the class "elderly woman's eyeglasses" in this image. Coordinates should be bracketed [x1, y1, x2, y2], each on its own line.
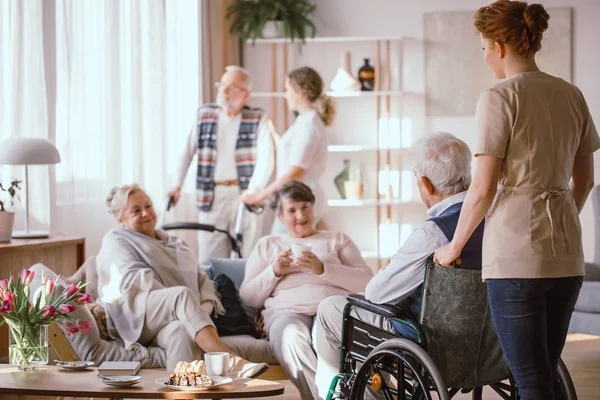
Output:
[214, 82, 248, 93]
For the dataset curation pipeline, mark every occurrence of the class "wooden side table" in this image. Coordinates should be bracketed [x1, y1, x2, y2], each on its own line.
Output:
[0, 237, 85, 363]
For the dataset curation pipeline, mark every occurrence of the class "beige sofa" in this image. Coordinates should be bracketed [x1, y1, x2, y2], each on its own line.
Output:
[32, 259, 286, 380]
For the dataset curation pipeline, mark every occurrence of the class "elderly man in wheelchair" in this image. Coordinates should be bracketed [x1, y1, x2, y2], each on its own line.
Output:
[314, 133, 576, 400]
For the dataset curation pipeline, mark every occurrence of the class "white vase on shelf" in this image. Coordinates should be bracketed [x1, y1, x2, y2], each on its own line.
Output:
[330, 51, 361, 92]
[261, 21, 285, 38]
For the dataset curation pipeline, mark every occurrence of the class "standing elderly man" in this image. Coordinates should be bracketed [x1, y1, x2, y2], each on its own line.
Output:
[168, 66, 273, 265]
[313, 132, 486, 398]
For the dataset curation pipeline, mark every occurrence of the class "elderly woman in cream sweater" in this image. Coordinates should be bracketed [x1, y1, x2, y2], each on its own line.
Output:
[240, 180, 373, 399]
[96, 184, 267, 377]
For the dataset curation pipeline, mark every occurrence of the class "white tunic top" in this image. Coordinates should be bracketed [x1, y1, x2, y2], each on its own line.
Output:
[276, 109, 327, 218]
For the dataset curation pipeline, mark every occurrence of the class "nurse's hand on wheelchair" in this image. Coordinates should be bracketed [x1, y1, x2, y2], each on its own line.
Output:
[273, 249, 302, 277]
[434, 241, 462, 267]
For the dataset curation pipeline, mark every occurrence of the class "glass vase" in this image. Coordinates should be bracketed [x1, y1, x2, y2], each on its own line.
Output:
[8, 324, 49, 371]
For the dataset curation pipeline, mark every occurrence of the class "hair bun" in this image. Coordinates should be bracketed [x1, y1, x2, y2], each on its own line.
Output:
[106, 186, 119, 209]
[523, 3, 549, 35]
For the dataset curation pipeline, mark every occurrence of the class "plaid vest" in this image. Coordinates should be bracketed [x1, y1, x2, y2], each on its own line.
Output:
[195, 104, 264, 211]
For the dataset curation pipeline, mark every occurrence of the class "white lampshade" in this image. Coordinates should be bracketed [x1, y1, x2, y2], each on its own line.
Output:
[0, 137, 61, 165]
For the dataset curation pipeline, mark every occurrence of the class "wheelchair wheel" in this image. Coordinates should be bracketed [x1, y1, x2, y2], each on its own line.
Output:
[555, 358, 577, 400]
[349, 338, 449, 400]
[487, 358, 576, 400]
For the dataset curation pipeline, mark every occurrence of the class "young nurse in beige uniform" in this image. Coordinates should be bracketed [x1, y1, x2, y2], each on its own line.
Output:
[242, 66, 335, 234]
[434, 1, 599, 399]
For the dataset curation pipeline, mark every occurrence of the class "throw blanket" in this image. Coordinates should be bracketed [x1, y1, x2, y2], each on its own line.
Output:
[96, 228, 224, 349]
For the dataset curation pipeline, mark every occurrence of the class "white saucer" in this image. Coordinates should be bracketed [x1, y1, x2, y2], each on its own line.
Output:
[99, 375, 142, 388]
[56, 360, 95, 371]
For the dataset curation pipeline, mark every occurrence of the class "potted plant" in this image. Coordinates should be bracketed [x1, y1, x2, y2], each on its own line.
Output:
[0, 180, 21, 243]
[226, 0, 317, 44]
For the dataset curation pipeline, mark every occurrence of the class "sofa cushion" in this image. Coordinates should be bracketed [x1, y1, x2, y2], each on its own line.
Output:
[221, 334, 278, 365]
[206, 258, 255, 319]
[569, 310, 600, 336]
[206, 258, 247, 289]
[212, 274, 260, 339]
[575, 281, 600, 313]
[29, 263, 165, 368]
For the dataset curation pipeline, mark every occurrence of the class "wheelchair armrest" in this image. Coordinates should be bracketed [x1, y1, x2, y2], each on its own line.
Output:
[346, 294, 407, 319]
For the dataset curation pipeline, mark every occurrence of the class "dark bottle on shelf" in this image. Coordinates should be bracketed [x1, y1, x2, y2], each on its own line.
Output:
[358, 58, 375, 91]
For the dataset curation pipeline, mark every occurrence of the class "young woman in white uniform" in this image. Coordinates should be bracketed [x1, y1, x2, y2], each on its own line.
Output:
[242, 66, 335, 233]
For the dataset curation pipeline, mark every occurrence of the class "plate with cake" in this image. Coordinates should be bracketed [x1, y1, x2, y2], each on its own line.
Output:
[155, 360, 233, 391]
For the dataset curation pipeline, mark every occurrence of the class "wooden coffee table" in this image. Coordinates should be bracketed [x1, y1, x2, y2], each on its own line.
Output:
[0, 364, 285, 399]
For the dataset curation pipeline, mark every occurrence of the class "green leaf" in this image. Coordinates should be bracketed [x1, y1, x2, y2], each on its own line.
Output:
[226, 0, 317, 45]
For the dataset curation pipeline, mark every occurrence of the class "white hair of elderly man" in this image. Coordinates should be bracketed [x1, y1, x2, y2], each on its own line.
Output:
[224, 65, 253, 90]
[412, 132, 473, 195]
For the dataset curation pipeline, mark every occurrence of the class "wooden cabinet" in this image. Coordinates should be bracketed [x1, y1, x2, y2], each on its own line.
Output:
[0, 237, 85, 363]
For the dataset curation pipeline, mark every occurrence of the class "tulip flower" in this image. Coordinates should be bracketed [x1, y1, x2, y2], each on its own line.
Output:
[0, 279, 8, 292]
[44, 278, 55, 295]
[2, 291, 12, 303]
[76, 320, 93, 334]
[76, 293, 92, 304]
[20, 269, 34, 285]
[64, 283, 79, 298]
[1, 299, 14, 313]
[58, 304, 76, 314]
[41, 305, 57, 318]
[63, 321, 79, 334]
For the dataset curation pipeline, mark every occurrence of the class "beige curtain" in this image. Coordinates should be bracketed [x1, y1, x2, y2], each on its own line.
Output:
[201, 0, 241, 103]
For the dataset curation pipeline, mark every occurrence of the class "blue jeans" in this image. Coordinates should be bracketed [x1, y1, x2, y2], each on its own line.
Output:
[487, 276, 583, 400]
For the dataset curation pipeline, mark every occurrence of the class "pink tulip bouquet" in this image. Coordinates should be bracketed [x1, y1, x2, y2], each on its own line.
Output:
[0, 268, 93, 369]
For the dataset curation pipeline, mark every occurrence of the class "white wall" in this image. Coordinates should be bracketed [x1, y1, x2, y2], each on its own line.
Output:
[243, 0, 600, 262]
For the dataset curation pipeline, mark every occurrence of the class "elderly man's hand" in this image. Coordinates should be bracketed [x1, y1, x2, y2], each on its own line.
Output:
[296, 252, 324, 275]
[273, 250, 301, 277]
[433, 242, 462, 267]
[167, 187, 181, 206]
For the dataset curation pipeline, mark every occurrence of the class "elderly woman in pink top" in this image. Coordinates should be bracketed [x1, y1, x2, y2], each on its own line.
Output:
[239, 180, 373, 399]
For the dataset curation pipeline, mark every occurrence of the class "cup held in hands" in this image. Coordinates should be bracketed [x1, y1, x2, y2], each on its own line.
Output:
[291, 243, 312, 263]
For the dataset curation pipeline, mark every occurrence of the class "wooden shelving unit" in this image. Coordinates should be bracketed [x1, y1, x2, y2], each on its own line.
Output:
[245, 36, 419, 265]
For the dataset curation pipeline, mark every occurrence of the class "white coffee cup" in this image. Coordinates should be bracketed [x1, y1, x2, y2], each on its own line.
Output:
[291, 243, 312, 262]
[204, 352, 230, 376]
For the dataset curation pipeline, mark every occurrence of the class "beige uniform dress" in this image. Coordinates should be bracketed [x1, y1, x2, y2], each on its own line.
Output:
[475, 71, 600, 280]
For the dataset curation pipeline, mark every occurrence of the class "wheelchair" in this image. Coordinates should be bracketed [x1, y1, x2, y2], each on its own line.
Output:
[325, 260, 577, 400]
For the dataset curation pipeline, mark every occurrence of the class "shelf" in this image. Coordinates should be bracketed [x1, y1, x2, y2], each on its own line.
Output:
[246, 36, 410, 45]
[327, 199, 418, 207]
[328, 145, 408, 153]
[252, 90, 410, 98]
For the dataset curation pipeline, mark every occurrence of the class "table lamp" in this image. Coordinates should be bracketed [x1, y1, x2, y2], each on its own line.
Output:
[0, 137, 61, 238]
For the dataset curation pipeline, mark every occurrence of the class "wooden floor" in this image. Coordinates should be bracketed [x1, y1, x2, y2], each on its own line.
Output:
[262, 333, 600, 399]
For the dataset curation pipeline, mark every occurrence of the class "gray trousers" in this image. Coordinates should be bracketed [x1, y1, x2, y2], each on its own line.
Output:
[268, 313, 320, 400]
[139, 286, 214, 371]
[198, 186, 263, 266]
[314, 295, 396, 399]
